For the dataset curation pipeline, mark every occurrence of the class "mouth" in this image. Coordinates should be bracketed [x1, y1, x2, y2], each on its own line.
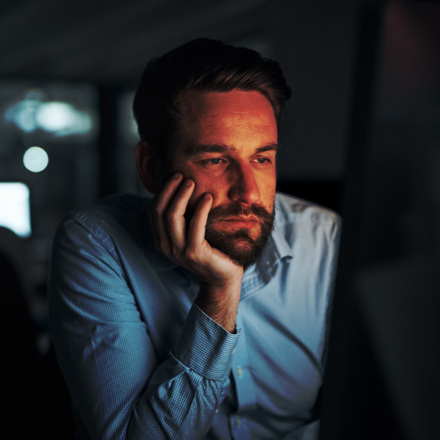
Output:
[217, 217, 259, 227]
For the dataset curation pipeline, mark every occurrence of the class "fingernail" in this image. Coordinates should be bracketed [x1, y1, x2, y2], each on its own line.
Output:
[173, 172, 182, 180]
[204, 193, 212, 200]
[184, 179, 194, 187]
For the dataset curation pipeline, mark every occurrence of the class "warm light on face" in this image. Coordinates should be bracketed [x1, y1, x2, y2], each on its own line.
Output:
[165, 90, 278, 267]
[169, 90, 278, 211]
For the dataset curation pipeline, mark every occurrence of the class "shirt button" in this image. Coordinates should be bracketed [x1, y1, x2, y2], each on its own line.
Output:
[232, 347, 237, 355]
[236, 366, 243, 378]
[234, 416, 242, 426]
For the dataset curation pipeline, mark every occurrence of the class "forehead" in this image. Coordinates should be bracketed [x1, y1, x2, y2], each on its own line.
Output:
[173, 89, 277, 145]
[177, 89, 274, 114]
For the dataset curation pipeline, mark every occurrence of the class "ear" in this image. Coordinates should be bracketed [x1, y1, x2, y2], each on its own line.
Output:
[135, 141, 158, 194]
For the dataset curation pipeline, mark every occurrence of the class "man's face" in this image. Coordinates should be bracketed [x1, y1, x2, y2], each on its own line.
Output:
[167, 89, 278, 267]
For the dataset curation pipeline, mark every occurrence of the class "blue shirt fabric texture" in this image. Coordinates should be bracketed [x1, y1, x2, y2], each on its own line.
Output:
[48, 192, 341, 440]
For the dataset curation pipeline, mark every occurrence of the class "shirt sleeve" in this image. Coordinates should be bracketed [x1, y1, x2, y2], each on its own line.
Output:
[48, 214, 239, 440]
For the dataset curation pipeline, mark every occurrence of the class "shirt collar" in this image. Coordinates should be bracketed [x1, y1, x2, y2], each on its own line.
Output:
[251, 207, 293, 285]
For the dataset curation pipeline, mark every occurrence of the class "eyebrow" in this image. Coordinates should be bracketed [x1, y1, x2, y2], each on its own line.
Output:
[184, 143, 280, 157]
[255, 144, 280, 154]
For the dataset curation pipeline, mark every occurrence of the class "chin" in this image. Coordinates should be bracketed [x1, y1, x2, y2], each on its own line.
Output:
[206, 228, 270, 269]
[204, 203, 275, 267]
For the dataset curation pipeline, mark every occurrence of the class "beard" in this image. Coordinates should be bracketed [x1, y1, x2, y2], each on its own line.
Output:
[204, 202, 275, 268]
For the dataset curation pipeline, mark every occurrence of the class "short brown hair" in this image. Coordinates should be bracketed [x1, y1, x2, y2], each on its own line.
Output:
[133, 38, 291, 157]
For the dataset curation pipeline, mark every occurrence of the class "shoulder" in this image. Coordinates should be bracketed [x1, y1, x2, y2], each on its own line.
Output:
[60, 193, 150, 229]
[274, 192, 342, 244]
[53, 193, 152, 251]
[275, 192, 341, 224]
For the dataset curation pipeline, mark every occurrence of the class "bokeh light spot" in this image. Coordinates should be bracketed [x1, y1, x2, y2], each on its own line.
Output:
[23, 146, 49, 173]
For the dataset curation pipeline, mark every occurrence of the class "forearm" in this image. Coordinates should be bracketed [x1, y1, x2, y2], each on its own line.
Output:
[127, 305, 239, 439]
[53, 302, 238, 440]
[129, 364, 229, 439]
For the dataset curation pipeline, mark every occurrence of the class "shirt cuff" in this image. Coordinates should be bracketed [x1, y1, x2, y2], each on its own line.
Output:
[172, 303, 240, 381]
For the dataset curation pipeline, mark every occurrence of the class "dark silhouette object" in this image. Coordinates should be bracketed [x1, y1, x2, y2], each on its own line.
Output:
[1, 227, 73, 438]
[0, 227, 40, 436]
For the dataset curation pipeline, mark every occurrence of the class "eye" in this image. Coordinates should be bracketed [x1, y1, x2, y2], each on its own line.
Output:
[255, 157, 272, 164]
[208, 158, 222, 164]
[200, 158, 226, 166]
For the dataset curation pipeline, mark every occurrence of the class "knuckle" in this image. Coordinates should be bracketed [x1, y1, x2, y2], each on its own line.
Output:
[183, 247, 199, 263]
[165, 211, 181, 226]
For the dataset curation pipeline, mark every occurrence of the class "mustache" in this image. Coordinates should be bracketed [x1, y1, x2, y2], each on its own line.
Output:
[207, 202, 273, 222]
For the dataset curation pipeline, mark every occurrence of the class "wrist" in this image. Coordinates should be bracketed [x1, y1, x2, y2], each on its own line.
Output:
[195, 280, 242, 333]
[197, 260, 243, 288]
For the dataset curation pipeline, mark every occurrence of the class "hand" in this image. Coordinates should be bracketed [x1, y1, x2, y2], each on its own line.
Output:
[150, 173, 243, 332]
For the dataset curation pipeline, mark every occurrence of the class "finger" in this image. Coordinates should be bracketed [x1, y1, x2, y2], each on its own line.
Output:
[187, 193, 213, 247]
[150, 172, 183, 253]
[152, 172, 183, 216]
[165, 179, 195, 249]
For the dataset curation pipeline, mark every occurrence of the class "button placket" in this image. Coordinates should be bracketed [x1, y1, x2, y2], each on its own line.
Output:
[230, 313, 257, 411]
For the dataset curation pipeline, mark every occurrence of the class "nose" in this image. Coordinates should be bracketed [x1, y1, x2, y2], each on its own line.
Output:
[228, 162, 261, 204]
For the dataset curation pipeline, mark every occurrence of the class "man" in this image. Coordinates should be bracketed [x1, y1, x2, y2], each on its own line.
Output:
[49, 38, 341, 440]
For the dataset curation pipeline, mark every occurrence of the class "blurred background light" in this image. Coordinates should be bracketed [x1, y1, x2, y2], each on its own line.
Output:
[4, 93, 93, 137]
[35, 101, 92, 136]
[0, 182, 31, 237]
[4, 93, 41, 132]
[23, 146, 49, 173]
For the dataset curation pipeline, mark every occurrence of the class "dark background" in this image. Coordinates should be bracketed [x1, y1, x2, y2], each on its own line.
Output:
[0, 1, 439, 438]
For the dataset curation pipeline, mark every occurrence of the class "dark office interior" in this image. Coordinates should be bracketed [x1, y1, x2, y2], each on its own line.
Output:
[1, 1, 439, 438]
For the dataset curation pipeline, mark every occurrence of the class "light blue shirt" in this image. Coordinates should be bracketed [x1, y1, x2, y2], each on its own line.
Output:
[48, 192, 341, 440]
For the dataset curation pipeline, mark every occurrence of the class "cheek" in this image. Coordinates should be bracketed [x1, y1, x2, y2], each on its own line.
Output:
[260, 176, 277, 206]
[189, 174, 227, 202]
[265, 192, 276, 214]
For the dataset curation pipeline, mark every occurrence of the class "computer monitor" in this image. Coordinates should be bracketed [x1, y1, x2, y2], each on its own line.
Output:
[319, 2, 440, 439]
[0, 182, 31, 238]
